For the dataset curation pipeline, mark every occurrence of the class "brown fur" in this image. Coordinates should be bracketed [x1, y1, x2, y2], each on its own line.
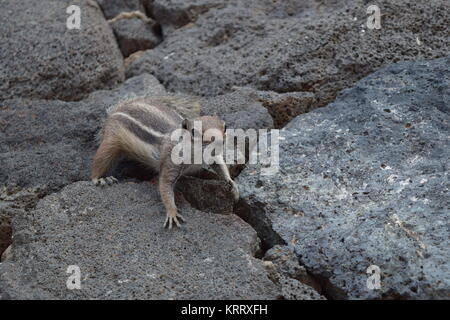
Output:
[91, 98, 239, 229]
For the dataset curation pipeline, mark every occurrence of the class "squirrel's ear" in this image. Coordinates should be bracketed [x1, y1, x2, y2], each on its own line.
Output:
[182, 119, 189, 129]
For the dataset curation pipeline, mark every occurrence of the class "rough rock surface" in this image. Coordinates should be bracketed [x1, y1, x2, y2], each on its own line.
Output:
[0, 206, 24, 262]
[201, 87, 274, 130]
[176, 176, 236, 214]
[128, 0, 450, 124]
[97, 0, 146, 20]
[150, 0, 226, 31]
[236, 57, 450, 299]
[202, 87, 314, 129]
[263, 245, 325, 300]
[110, 16, 162, 57]
[256, 91, 316, 129]
[86, 73, 167, 107]
[0, 0, 124, 101]
[0, 215, 12, 258]
[0, 181, 281, 299]
[264, 245, 322, 293]
[1, 244, 12, 262]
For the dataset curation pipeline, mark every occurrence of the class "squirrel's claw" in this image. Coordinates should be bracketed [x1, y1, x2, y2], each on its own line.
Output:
[92, 176, 118, 187]
[164, 212, 185, 229]
[229, 180, 240, 202]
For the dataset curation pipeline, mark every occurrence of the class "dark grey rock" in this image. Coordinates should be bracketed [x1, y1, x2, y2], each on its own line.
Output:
[0, 0, 124, 101]
[255, 91, 316, 128]
[110, 17, 162, 57]
[148, 0, 316, 31]
[150, 0, 226, 31]
[0, 193, 29, 260]
[0, 186, 45, 259]
[236, 56, 450, 299]
[278, 277, 325, 300]
[0, 181, 280, 299]
[86, 73, 167, 108]
[203, 87, 315, 129]
[263, 247, 325, 300]
[176, 176, 236, 214]
[128, 0, 450, 118]
[201, 87, 274, 130]
[1, 244, 12, 262]
[264, 245, 322, 293]
[97, 0, 146, 19]
[0, 215, 12, 259]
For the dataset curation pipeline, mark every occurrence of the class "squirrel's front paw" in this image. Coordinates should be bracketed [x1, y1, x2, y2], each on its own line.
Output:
[229, 180, 240, 202]
[92, 176, 118, 187]
[164, 209, 185, 229]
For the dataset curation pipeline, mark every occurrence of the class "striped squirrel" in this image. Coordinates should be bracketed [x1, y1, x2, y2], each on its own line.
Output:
[91, 96, 239, 229]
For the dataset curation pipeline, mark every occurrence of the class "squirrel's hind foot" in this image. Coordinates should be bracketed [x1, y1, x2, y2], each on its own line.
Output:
[164, 210, 185, 230]
[92, 176, 118, 187]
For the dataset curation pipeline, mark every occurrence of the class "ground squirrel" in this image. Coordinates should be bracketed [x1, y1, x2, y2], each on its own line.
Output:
[91, 97, 239, 229]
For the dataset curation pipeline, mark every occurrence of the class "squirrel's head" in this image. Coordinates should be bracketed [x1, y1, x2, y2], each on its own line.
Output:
[181, 116, 226, 144]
